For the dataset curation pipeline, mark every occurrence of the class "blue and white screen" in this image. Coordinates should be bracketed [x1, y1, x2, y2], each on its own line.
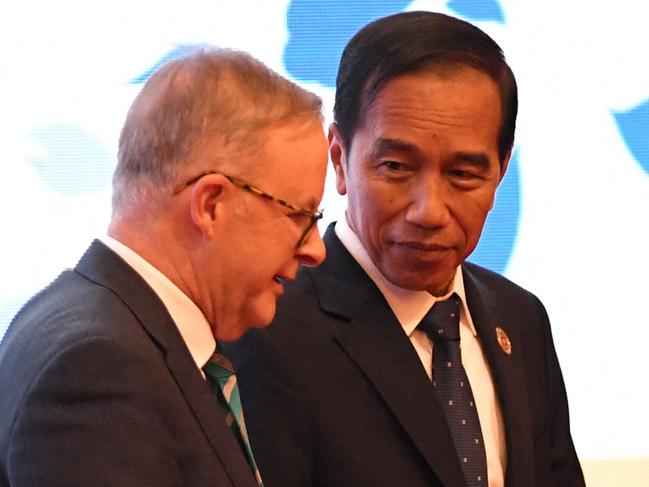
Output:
[1, 1, 647, 484]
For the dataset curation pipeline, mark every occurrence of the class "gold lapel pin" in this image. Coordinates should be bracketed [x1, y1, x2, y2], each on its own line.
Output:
[495, 327, 512, 355]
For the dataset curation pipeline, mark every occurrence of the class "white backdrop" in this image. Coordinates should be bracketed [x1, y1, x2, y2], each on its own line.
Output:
[1, 0, 648, 482]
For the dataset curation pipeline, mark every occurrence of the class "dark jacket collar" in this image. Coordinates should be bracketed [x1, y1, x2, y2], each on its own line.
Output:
[307, 224, 535, 485]
[75, 240, 258, 487]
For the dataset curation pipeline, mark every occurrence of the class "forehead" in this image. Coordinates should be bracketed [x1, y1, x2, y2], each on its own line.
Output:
[358, 67, 502, 155]
[259, 120, 328, 209]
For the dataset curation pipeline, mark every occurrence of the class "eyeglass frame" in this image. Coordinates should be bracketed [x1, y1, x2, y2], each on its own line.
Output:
[173, 171, 323, 248]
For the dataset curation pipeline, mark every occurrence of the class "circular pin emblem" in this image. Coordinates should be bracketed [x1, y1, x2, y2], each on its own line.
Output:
[495, 327, 512, 355]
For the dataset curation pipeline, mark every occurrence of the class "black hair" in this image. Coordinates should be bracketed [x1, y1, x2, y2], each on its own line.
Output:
[333, 11, 517, 163]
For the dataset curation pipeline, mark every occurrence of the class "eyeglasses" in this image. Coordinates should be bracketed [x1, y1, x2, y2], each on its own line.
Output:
[173, 171, 323, 248]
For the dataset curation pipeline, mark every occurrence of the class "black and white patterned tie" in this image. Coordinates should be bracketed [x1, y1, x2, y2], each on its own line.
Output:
[419, 294, 488, 486]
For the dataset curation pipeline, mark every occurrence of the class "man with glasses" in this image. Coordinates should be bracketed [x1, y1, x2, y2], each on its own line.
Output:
[227, 11, 585, 487]
[0, 48, 327, 486]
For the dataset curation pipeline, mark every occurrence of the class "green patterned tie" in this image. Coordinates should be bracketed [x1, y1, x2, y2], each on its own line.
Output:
[204, 350, 263, 486]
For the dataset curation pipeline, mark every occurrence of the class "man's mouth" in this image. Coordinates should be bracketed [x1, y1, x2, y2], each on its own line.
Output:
[393, 240, 452, 252]
[274, 274, 296, 283]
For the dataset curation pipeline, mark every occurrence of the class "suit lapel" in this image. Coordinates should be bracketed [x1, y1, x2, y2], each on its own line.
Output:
[163, 344, 257, 486]
[75, 240, 256, 487]
[313, 228, 466, 486]
[462, 265, 535, 486]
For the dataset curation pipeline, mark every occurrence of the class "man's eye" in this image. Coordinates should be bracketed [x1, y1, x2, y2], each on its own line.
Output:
[449, 168, 483, 180]
[449, 169, 473, 178]
[288, 211, 308, 223]
[447, 167, 489, 190]
[380, 160, 408, 171]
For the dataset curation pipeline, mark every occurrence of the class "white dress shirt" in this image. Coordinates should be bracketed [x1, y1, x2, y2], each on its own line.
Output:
[100, 236, 215, 372]
[335, 219, 507, 487]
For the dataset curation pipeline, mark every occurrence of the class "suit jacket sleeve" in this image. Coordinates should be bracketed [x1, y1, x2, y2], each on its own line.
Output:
[6, 336, 191, 486]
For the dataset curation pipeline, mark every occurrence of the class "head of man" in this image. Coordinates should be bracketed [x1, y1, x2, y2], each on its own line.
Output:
[110, 48, 328, 340]
[329, 11, 518, 296]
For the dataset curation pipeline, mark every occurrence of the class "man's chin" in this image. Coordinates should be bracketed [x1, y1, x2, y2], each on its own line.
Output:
[246, 300, 278, 330]
[217, 295, 278, 341]
[382, 265, 456, 295]
[217, 326, 248, 343]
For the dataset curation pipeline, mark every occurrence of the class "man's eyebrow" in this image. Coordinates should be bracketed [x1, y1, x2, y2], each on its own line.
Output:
[305, 197, 321, 212]
[454, 152, 492, 169]
[370, 138, 421, 158]
[369, 138, 494, 169]
[290, 195, 320, 213]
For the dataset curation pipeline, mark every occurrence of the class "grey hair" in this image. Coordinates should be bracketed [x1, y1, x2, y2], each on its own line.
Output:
[112, 46, 323, 214]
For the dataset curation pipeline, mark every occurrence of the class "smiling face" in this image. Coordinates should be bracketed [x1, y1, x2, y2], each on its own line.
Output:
[331, 67, 510, 296]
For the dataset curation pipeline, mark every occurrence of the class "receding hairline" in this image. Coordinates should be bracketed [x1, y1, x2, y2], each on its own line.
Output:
[193, 114, 326, 180]
[112, 46, 323, 215]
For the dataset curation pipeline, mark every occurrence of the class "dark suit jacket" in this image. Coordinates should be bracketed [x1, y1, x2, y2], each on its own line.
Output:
[0, 241, 257, 487]
[226, 225, 585, 487]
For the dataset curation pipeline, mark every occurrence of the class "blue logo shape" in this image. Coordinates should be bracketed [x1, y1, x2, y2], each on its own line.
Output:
[469, 151, 520, 274]
[29, 124, 114, 195]
[613, 98, 649, 175]
[284, 0, 411, 87]
[130, 44, 204, 84]
[283, 0, 506, 87]
[448, 0, 505, 23]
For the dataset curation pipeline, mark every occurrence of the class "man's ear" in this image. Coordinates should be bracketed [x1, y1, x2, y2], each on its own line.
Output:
[328, 123, 348, 196]
[498, 146, 513, 184]
[489, 147, 513, 211]
[188, 174, 229, 237]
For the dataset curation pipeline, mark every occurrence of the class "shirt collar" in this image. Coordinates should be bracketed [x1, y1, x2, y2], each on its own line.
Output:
[334, 218, 477, 337]
[100, 235, 216, 370]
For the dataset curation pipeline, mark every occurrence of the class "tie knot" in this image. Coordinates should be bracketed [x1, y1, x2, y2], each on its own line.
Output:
[203, 350, 235, 382]
[418, 293, 461, 343]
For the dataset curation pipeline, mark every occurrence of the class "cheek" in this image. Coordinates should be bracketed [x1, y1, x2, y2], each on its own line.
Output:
[351, 192, 393, 233]
[455, 200, 493, 244]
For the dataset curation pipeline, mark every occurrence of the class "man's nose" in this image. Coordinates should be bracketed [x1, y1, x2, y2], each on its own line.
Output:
[405, 180, 452, 230]
[296, 226, 326, 267]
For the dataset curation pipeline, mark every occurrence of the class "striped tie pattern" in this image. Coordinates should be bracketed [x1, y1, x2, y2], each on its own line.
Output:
[204, 351, 263, 486]
[419, 294, 488, 486]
